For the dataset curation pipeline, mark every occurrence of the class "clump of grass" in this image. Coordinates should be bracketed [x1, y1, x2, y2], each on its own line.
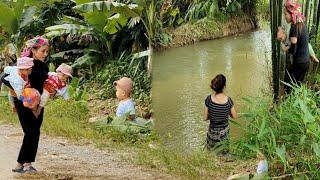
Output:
[232, 85, 320, 178]
[137, 148, 220, 179]
[42, 99, 93, 139]
[134, 145, 256, 179]
[0, 97, 98, 140]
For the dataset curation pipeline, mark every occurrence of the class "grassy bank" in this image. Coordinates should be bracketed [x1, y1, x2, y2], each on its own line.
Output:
[1, 84, 319, 179]
[163, 14, 256, 49]
[0, 96, 255, 179]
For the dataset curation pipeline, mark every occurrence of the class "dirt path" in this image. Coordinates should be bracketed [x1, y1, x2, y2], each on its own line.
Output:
[0, 123, 175, 180]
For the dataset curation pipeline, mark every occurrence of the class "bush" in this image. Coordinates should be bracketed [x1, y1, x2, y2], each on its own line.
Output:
[92, 54, 151, 108]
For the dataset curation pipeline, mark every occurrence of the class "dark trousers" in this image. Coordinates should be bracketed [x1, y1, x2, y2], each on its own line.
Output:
[14, 97, 43, 164]
[284, 62, 309, 94]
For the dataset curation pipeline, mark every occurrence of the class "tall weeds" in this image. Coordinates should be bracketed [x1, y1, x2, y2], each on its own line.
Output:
[232, 85, 320, 178]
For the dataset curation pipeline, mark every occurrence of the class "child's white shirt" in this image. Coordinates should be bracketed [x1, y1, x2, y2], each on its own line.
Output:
[116, 98, 136, 117]
[4, 66, 27, 98]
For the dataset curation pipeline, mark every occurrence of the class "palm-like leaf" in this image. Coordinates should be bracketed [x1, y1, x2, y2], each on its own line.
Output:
[45, 24, 92, 38]
[73, 1, 142, 34]
[50, 49, 84, 58]
[62, 15, 86, 25]
[73, 1, 140, 15]
[14, 0, 25, 23]
[19, 6, 36, 28]
[103, 13, 128, 34]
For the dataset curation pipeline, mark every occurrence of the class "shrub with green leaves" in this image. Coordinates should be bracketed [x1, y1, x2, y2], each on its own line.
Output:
[92, 53, 151, 108]
[233, 85, 320, 178]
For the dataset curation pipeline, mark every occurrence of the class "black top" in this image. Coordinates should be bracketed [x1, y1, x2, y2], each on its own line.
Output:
[1, 74, 11, 88]
[29, 60, 48, 94]
[289, 23, 310, 64]
[205, 95, 234, 129]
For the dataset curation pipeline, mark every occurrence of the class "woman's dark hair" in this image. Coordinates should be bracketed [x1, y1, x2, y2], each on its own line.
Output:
[210, 74, 226, 94]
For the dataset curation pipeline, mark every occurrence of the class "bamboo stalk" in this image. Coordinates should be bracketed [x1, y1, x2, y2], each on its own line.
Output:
[316, 0, 320, 39]
[313, 0, 319, 27]
[270, 0, 275, 98]
[305, 0, 311, 22]
[279, 0, 287, 95]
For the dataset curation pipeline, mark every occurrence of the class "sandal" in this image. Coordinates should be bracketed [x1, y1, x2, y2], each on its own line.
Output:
[12, 166, 25, 173]
[24, 166, 37, 173]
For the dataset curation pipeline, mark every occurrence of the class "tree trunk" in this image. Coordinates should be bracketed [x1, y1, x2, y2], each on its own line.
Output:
[313, 0, 319, 27]
[304, 0, 311, 22]
[316, 0, 320, 39]
[270, 0, 279, 99]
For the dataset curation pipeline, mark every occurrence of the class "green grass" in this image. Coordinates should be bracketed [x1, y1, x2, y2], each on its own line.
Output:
[3, 85, 319, 178]
[0, 96, 256, 179]
[134, 147, 255, 179]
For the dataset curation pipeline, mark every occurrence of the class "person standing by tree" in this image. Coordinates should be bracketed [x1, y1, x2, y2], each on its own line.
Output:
[279, 0, 310, 93]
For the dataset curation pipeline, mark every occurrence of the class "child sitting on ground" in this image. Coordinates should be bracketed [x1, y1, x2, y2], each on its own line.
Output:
[204, 74, 237, 152]
[277, 26, 319, 63]
[2, 57, 40, 111]
[35, 63, 73, 116]
[113, 77, 136, 120]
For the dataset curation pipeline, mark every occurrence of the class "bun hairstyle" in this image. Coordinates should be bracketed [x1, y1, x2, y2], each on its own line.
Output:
[210, 74, 226, 94]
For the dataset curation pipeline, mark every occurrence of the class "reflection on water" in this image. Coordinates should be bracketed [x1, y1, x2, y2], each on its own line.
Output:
[152, 30, 271, 151]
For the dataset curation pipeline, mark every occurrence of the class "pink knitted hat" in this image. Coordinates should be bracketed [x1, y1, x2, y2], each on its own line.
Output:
[17, 57, 34, 69]
[56, 63, 73, 77]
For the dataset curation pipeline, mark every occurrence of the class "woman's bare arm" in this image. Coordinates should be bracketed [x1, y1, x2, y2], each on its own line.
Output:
[204, 107, 209, 121]
[230, 106, 238, 119]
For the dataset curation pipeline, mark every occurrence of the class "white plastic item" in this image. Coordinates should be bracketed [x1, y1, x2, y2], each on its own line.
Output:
[256, 159, 268, 174]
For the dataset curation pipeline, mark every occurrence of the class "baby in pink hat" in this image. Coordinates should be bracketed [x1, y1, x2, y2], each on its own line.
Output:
[113, 77, 136, 120]
[3, 57, 35, 110]
[35, 63, 73, 116]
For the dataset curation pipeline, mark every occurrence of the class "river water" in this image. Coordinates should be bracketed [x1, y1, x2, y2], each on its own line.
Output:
[152, 30, 271, 151]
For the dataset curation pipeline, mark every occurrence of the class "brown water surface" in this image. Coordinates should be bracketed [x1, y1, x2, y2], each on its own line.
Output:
[152, 30, 271, 151]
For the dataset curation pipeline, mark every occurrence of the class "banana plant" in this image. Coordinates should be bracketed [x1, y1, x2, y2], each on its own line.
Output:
[0, 0, 38, 52]
[45, 1, 143, 68]
[0, 0, 62, 55]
